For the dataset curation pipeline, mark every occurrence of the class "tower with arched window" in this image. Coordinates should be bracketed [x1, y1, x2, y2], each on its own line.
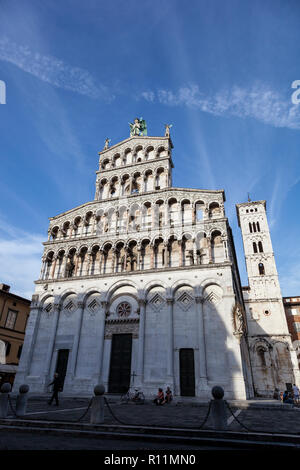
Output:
[236, 200, 300, 395]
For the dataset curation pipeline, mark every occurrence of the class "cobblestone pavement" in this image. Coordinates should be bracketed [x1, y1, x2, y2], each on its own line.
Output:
[6, 395, 300, 434]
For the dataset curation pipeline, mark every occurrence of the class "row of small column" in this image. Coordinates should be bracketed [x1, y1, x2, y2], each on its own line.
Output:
[41, 237, 229, 280]
[96, 171, 169, 200]
[48, 203, 222, 241]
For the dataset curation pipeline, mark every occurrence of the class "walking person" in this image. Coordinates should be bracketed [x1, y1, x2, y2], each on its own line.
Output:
[47, 373, 62, 406]
[293, 384, 300, 404]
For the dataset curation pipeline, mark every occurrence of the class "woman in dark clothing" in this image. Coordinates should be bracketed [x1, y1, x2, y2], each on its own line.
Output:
[47, 373, 62, 406]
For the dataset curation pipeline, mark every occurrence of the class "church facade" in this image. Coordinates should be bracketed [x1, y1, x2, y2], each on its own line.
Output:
[14, 121, 299, 399]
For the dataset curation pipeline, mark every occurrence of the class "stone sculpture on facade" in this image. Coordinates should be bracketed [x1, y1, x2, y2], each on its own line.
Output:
[129, 118, 147, 137]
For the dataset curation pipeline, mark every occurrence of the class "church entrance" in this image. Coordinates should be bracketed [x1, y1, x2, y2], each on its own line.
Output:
[55, 349, 69, 391]
[179, 348, 195, 396]
[108, 334, 132, 393]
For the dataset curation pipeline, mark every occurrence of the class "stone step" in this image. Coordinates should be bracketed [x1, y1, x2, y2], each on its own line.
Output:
[1, 418, 300, 448]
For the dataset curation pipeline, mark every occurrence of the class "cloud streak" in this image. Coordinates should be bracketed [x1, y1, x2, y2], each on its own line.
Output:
[0, 218, 43, 299]
[141, 83, 300, 131]
[0, 36, 113, 100]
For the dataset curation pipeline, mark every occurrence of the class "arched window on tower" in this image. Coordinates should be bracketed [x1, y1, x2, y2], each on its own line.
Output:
[258, 241, 263, 253]
[253, 242, 258, 253]
[249, 223, 252, 233]
[257, 222, 260, 232]
[258, 263, 265, 275]
[253, 222, 256, 232]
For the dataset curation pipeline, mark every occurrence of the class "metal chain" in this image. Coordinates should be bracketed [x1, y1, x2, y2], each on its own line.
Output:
[104, 396, 212, 430]
[198, 399, 212, 429]
[8, 395, 18, 418]
[104, 396, 128, 425]
[225, 400, 253, 432]
[73, 398, 93, 422]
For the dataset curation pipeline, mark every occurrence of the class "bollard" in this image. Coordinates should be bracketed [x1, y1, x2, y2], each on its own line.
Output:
[0, 383, 11, 419]
[210, 386, 227, 431]
[16, 384, 30, 417]
[90, 384, 105, 424]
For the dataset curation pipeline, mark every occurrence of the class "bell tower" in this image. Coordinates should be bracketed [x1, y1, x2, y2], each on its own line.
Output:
[236, 200, 300, 394]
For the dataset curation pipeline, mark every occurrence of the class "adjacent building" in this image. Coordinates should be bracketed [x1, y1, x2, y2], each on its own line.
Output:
[283, 297, 300, 368]
[0, 284, 30, 387]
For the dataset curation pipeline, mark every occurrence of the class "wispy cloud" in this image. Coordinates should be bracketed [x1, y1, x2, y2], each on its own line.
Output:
[0, 218, 43, 299]
[141, 83, 300, 131]
[0, 36, 113, 100]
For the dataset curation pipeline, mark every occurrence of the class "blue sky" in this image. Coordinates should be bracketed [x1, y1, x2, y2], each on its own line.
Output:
[0, 0, 300, 298]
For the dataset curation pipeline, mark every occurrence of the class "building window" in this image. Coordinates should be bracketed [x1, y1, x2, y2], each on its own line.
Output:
[116, 302, 131, 318]
[258, 241, 263, 253]
[294, 322, 300, 332]
[253, 242, 257, 253]
[5, 342, 11, 357]
[249, 223, 252, 233]
[5, 309, 18, 329]
[258, 263, 265, 275]
[17, 345, 23, 359]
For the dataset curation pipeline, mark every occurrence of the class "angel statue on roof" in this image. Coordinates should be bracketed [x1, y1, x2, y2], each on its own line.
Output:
[129, 117, 147, 137]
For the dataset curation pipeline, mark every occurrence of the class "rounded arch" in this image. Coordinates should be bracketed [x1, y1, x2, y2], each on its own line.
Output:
[171, 279, 195, 297]
[144, 279, 168, 295]
[83, 288, 103, 306]
[104, 279, 139, 302]
[39, 293, 55, 306]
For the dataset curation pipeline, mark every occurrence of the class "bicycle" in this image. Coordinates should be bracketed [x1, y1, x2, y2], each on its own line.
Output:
[120, 387, 145, 404]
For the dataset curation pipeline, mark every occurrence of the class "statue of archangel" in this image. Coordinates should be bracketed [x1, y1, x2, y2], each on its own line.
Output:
[129, 117, 147, 136]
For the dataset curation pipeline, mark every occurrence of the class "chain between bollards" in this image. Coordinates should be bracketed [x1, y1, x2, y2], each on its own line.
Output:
[224, 400, 253, 432]
[8, 395, 18, 418]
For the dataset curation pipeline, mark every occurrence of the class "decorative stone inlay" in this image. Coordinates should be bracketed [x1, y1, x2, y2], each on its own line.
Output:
[104, 318, 139, 339]
[87, 298, 100, 315]
[204, 291, 222, 305]
[149, 293, 166, 312]
[116, 301, 131, 318]
[63, 299, 77, 316]
[176, 291, 194, 311]
[43, 302, 53, 317]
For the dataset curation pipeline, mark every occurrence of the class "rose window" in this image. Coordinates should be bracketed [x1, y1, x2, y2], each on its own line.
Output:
[117, 302, 131, 318]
